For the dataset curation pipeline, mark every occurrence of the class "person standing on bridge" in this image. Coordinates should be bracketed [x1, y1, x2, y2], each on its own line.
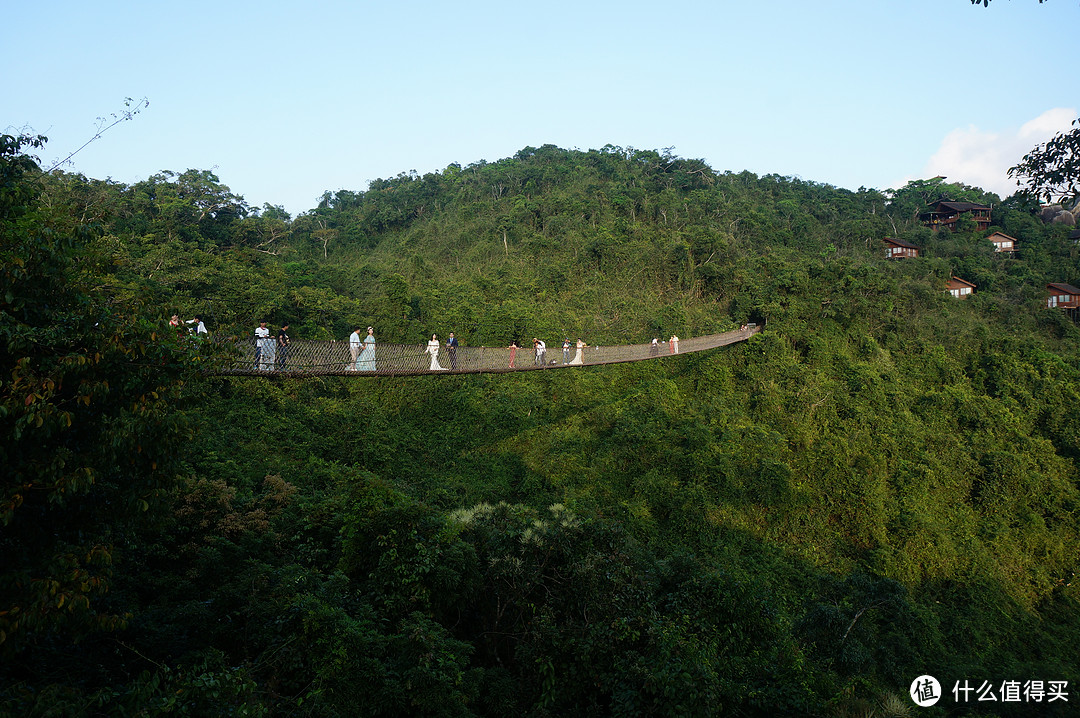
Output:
[357, 326, 376, 371]
[446, 332, 458, 370]
[348, 326, 363, 371]
[534, 338, 547, 367]
[428, 333, 447, 370]
[569, 338, 587, 365]
[255, 321, 271, 370]
[187, 315, 208, 336]
[669, 335, 680, 354]
[276, 323, 290, 370]
[508, 340, 518, 368]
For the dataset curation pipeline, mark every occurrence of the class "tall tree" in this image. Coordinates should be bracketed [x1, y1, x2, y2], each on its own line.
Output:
[0, 135, 201, 654]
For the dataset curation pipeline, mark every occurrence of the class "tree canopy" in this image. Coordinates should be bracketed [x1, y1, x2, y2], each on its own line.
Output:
[2, 135, 1079, 716]
[1, 134, 205, 654]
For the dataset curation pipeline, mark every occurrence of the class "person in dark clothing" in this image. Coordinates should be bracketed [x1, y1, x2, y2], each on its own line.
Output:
[446, 332, 459, 370]
[276, 323, 290, 370]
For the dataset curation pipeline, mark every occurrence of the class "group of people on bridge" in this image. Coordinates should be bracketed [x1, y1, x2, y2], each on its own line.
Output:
[254, 320, 290, 371]
[167, 316, 692, 375]
[245, 322, 689, 374]
[177, 316, 761, 376]
[346, 326, 461, 372]
[170, 314, 208, 337]
[257, 322, 649, 373]
[158, 311, 726, 376]
[511, 337, 591, 369]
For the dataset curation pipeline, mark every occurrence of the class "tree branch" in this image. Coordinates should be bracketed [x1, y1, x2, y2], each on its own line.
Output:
[45, 98, 149, 173]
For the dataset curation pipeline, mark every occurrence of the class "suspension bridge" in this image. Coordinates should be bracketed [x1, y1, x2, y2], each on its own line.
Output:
[213, 325, 760, 377]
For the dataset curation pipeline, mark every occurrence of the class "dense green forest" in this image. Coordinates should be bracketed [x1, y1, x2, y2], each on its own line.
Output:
[3, 135, 1079, 716]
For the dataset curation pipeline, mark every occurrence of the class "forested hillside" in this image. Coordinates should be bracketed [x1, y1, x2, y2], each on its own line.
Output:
[3, 139, 1078, 716]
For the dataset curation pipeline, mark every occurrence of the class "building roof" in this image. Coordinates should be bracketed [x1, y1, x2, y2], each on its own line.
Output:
[947, 276, 976, 290]
[883, 237, 919, 249]
[1047, 282, 1080, 295]
[987, 231, 1017, 243]
[929, 200, 991, 212]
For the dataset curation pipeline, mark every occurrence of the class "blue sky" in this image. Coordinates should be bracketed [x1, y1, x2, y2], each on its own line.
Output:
[5, 0, 1078, 217]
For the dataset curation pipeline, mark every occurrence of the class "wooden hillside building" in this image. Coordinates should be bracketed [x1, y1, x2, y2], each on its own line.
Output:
[1046, 283, 1080, 309]
[920, 200, 992, 232]
[987, 231, 1018, 254]
[883, 237, 919, 259]
[946, 277, 975, 299]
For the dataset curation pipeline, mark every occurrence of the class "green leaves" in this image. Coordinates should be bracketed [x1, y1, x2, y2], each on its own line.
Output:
[1009, 117, 1080, 204]
[1, 135, 204, 655]
[8, 136, 1080, 714]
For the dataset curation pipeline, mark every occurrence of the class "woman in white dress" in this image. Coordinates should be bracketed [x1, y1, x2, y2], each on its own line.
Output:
[427, 333, 447, 370]
[569, 338, 587, 365]
[356, 326, 376, 371]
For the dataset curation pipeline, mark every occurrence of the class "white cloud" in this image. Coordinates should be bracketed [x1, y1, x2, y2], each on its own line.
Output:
[916, 108, 1076, 198]
[1017, 108, 1076, 139]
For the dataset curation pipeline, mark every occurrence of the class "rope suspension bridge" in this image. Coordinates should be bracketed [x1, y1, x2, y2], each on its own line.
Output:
[213, 325, 760, 378]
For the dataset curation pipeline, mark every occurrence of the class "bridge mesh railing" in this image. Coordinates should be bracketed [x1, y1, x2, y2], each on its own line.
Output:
[214, 326, 759, 377]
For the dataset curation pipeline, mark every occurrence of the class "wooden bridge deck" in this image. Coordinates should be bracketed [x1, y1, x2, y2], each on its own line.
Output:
[214, 326, 760, 378]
